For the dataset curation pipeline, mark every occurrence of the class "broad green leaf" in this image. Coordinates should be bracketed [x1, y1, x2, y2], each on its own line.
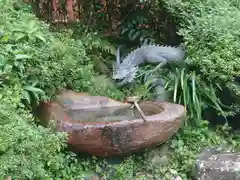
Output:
[15, 34, 26, 41]
[22, 90, 31, 104]
[28, 27, 39, 35]
[34, 33, 46, 43]
[23, 86, 44, 94]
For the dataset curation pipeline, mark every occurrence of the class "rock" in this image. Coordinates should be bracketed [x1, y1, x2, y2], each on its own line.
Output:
[89, 176, 100, 180]
[174, 176, 182, 180]
[37, 90, 185, 157]
[192, 147, 240, 180]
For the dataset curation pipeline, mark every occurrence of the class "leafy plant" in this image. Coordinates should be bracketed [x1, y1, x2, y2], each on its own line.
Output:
[161, 0, 240, 115]
[120, 14, 155, 45]
[0, 0, 123, 108]
[0, 1, 122, 179]
[12, 19, 46, 42]
[21, 82, 45, 107]
[0, 86, 93, 179]
[141, 63, 233, 125]
[164, 67, 231, 125]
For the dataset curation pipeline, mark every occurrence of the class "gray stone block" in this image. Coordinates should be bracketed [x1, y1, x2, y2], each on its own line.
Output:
[193, 148, 240, 180]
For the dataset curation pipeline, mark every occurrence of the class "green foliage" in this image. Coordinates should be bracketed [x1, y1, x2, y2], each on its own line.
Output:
[139, 62, 228, 124]
[116, 1, 181, 45]
[0, 1, 123, 179]
[120, 9, 155, 45]
[167, 68, 230, 125]
[0, 86, 85, 179]
[0, 0, 124, 108]
[133, 0, 240, 123]
[105, 158, 136, 180]
[145, 66, 232, 125]
[90, 75, 126, 100]
[161, 0, 240, 112]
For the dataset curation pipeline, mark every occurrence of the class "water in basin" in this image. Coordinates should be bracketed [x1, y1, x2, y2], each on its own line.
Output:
[66, 106, 142, 122]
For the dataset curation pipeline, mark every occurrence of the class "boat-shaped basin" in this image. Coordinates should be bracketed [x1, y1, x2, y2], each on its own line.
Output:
[37, 90, 185, 157]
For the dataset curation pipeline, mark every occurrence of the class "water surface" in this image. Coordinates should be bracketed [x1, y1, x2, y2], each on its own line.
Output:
[66, 106, 141, 122]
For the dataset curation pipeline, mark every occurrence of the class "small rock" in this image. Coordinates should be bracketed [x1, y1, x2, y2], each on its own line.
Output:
[174, 176, 182, 180]
[89, 176, 100, 180]
[192, 147, 240, 180]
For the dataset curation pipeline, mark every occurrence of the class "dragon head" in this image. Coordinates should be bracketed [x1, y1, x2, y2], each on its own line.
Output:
[112, 47, 138, 85]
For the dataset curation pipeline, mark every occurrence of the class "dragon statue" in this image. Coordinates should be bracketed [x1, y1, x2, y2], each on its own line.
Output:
[112, 44, 186, 100]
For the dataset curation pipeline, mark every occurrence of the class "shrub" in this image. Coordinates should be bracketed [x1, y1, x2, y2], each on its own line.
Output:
[163, 67, 226, 125]
[0, 1, 119, 179]
[0, 86, 86, 179]
[0, 0, 121, 108]
[161, 0, 240, 114]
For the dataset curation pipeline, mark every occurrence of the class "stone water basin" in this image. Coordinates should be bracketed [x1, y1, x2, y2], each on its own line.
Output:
[37, 90, 185, 157]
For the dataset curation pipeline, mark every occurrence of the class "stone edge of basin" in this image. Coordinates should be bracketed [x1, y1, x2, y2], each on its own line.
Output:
[40, 100, 186, 126]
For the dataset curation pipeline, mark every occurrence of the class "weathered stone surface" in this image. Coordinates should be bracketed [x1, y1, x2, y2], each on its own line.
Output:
[193, 148, 240, 180]
[37, 90, 185, 157]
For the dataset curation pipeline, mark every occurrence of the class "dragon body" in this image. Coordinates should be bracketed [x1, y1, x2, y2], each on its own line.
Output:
[112, 44, 185, 100]
[112, 44, 185, 85]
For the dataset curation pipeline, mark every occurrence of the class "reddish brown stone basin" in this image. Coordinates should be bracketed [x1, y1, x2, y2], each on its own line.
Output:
[37, 90, 185, 157]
